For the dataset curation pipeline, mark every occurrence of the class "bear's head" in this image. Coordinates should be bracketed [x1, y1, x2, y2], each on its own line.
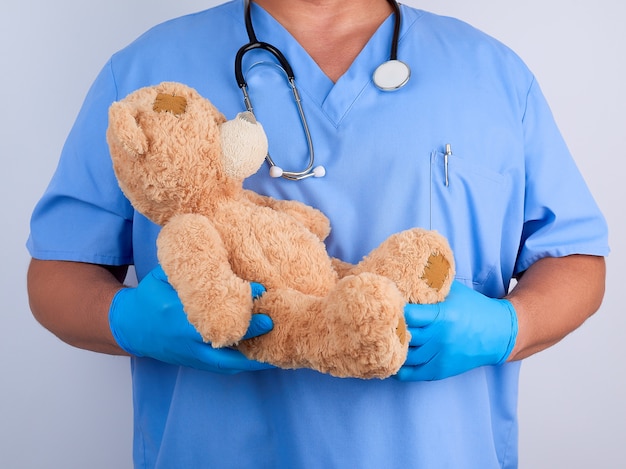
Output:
[107, 82, 268, 226]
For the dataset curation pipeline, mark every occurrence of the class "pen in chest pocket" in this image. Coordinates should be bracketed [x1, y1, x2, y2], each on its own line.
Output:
[444, 143, 452, 187]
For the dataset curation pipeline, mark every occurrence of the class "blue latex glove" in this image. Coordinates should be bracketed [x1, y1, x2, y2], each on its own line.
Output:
[395, 281, 518, 381]
[109, 265, 275, 374]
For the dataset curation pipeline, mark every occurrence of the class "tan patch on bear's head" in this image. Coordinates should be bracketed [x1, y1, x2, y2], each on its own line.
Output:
[153, 93, 188, 116]
[422, 252, 450, 291]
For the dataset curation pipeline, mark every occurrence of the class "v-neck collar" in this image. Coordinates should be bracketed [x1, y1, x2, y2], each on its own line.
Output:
[247, 1, 419, 126]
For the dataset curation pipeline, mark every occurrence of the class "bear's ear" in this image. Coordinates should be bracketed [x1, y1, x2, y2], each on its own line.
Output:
[107, 100, 149, 157]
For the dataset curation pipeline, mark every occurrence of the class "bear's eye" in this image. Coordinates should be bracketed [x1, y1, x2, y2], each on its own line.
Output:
[153, 93, 187, 116]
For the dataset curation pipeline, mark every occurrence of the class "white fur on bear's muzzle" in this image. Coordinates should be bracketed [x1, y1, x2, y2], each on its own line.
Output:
[220, 111, 268, 180]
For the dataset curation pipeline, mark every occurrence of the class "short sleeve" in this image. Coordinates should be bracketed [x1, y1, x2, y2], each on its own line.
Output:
[514, 78, 609, 274]
[26, 60, 134, 265]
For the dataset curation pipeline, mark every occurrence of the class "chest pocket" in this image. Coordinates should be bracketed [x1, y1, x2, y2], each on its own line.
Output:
[429, 148, 512, 289]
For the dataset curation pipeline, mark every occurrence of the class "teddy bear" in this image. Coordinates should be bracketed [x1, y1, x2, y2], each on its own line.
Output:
[106, 81, 455, 379]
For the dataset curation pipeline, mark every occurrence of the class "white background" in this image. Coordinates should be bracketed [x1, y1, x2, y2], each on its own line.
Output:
[1, 1, 624, 467]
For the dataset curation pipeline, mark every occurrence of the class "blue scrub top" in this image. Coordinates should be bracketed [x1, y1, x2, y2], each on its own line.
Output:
[27, 2, 609, 468]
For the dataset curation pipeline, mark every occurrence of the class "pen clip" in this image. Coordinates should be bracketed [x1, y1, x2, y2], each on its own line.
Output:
[444, 143, 452, 187]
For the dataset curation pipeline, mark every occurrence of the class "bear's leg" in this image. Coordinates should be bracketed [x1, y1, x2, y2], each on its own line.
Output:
[158, 213, 253, 347]
[351, 228, 455, 304]
[238, 273, 409, 379]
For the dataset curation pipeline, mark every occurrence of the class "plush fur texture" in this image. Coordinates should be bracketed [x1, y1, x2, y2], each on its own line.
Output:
[107, 82, 455, 379]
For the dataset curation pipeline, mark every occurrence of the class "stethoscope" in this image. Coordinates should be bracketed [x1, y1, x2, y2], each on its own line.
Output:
[234, 0, 410, 180]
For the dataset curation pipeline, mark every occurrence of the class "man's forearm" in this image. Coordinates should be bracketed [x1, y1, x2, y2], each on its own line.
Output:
[27, 259, 129, 355]
[506, 254, 606, 361]
[28, 255, 606, 362]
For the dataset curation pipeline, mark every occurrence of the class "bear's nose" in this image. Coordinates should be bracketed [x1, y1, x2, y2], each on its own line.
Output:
[237, 111, 257, 124]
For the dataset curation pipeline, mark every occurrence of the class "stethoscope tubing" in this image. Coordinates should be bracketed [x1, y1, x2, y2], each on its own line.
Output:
[234, 42, 295, 89]
[234, 0, 406, 180]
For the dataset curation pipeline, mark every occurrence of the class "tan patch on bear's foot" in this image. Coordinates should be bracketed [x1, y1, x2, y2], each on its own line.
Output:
[422, 252, 450, 291]
[396, 317, 408, 345]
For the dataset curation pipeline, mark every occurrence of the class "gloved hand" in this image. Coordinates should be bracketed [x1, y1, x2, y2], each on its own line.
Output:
[395, 281, 518, 381]
[109, 265, 275, 374]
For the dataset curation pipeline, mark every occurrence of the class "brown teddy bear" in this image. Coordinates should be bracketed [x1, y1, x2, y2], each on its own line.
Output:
[106, 82, 455, 379]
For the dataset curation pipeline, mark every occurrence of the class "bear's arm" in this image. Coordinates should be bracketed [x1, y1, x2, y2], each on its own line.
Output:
[243, 190, 331, 241]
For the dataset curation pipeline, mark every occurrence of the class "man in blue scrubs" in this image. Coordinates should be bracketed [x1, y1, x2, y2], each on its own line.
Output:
[26, 1, 608, 467]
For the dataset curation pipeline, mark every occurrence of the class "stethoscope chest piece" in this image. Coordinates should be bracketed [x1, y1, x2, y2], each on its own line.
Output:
[373, 59, 411, 91]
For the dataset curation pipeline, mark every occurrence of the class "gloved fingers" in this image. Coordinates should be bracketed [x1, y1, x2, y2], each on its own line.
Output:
[141, 265, 183, 307]
[393, 280, 520, 381]
[404, 302, 441, 328]
[242, 313, 274, 340]
[404, 338, 439, 366]
[396, 343, 453, 381]
[110, 265, 276, 374]
[181, 315, 274, 372]
[250, 281, 266, 300]
[191, 345, 276, 374]
[217, 348, 276, 373]
[394, 363, 438, 382]
[150, 264, 169, 282]
[407, 326, 435, 346]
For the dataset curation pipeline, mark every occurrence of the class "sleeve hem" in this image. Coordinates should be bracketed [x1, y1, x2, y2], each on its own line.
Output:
[26, 247, 133, 267]
[514, 244, 610, 276]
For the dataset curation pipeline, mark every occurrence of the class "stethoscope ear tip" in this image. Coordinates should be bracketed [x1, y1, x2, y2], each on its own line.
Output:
[312, 166, 326, 178]
[268, 165, 326, 179]
[269, 166, 284, 178]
